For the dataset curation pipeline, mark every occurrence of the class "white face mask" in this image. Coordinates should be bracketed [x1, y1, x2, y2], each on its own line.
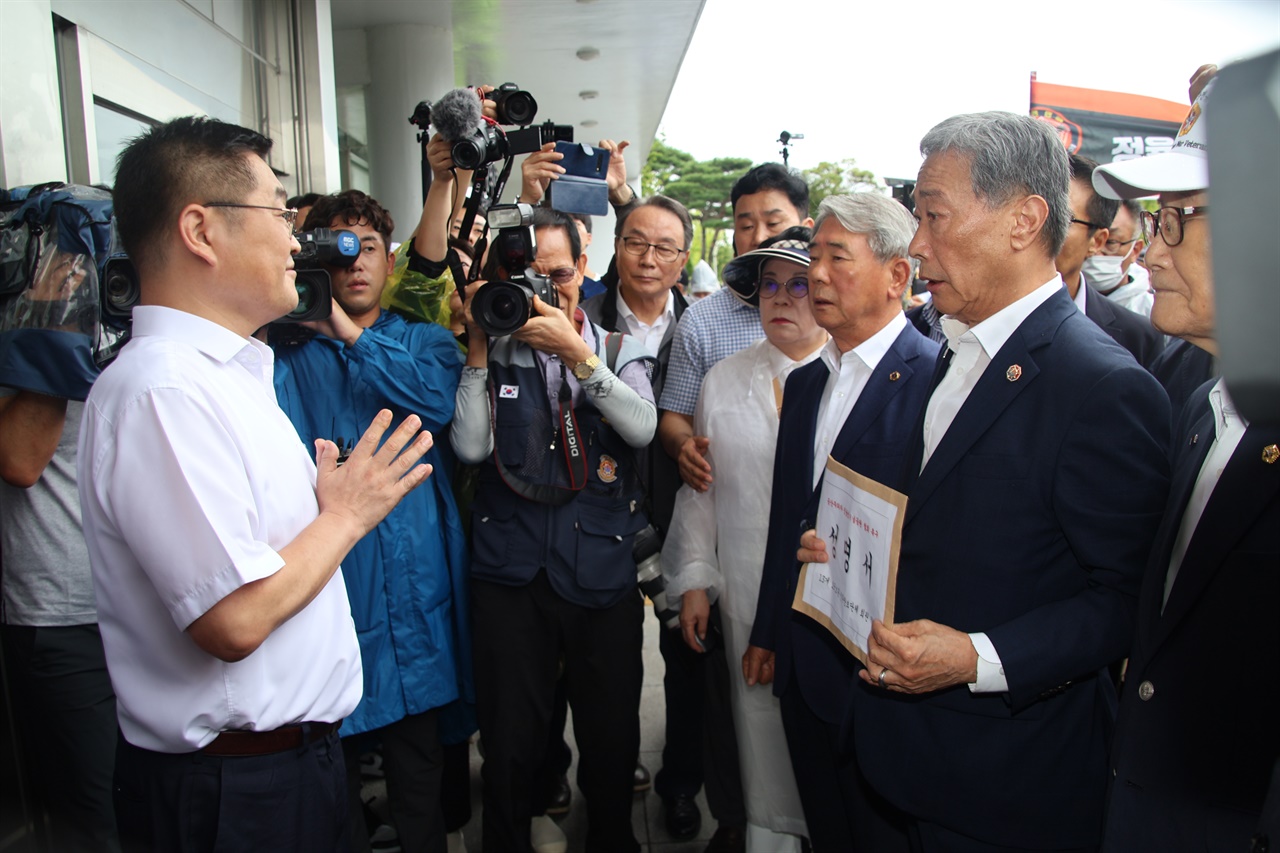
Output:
[1081, 253, 1127, 292]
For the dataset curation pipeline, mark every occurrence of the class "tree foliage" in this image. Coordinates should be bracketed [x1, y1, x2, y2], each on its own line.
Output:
[801, 159, 880, 213]
[640, 141, 881, 273]
[641, 138, 750, 271]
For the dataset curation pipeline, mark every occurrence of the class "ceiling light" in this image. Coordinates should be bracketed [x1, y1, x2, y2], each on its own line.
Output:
[576, 46, 600, 61]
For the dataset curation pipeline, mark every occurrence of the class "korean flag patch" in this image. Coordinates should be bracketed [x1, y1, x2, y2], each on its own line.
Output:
[499, 385, 519, 399]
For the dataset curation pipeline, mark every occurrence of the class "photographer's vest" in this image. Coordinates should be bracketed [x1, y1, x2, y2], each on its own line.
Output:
[469, 329, 653, 609]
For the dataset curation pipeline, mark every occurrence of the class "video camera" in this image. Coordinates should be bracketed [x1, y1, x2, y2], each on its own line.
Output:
[100, 226, 358, 334]
[470, 203, 560, 338]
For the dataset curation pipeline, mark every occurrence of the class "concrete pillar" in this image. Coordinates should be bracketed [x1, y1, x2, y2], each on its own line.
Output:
[0, 0, 68, 187]
[365, 24, 453, 244]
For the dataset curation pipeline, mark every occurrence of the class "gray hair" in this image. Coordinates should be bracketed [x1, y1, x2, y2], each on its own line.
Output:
[919, 111, 1070, 256]
[814, 192, 920, 278]
[615, 194, 694, 251]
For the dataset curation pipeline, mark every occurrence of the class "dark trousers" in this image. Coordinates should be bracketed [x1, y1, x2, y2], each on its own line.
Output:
[2, 622, 119, 853]
[779, 683, 909, 853]
[654, 604, 746, 826]
[343, 709, 445, 853]
[441, 739, 472, 834]
[472, 572, 643, 853]
[114, 726, 348, 853]
[532, 673, 573, 815]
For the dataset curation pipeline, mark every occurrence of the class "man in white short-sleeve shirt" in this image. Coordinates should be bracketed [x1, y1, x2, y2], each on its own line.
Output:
[79, 116, 434, 852]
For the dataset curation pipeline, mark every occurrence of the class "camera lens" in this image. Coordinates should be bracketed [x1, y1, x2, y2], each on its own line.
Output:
[292, 280, 314, 315]
[102, 261, 139, 314]
[452, 133, 486, 171]
[497, 91, 537, 126]
[474, 280, 533, 337]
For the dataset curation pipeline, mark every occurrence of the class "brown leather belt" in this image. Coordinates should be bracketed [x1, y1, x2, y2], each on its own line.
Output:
[201, 721, 341, 757]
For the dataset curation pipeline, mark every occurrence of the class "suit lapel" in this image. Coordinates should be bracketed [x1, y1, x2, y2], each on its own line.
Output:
[905, 295, 1070, 522]
[829, 328, 921, 464]
[1083, 284, 1118, 336]
[1152, 423, 1280, 649]
[1136, 403, 1215, 644]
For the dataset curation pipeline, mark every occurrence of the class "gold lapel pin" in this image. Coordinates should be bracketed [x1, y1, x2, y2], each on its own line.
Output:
[889, 371, 901, 382]
[1006, 364, 1022, 382]
[1263, 444, 1279, 465]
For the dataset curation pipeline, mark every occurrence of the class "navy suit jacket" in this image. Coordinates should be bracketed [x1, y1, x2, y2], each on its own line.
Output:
[1084, 283, 1164, 369]
[1103, 381, 1280, 852]
[749, 322, 938, 724]
[851, 288, 1172, 849]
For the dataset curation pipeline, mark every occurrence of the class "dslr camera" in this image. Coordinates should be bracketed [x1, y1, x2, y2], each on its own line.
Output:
[469, 203, 559, 338]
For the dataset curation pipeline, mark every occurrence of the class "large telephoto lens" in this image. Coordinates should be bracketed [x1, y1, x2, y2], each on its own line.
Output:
[473, 280, 534, 337]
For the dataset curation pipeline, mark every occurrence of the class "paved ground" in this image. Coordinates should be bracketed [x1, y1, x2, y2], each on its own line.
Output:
[365, 599, 716, 853]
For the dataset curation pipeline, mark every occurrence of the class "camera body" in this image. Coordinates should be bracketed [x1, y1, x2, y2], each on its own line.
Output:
[470, 204, 560, 338]
[101, 227, 358, 335]
[289, 227, 360, 323]
[452, 120, 575, 172]
[487, 82, 538, 126]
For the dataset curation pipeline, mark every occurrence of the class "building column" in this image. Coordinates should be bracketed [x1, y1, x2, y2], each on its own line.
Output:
[365, 24, 454, 244]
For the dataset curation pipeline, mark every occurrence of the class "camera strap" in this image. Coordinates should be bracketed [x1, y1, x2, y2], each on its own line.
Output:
[556, 364, 589, 491]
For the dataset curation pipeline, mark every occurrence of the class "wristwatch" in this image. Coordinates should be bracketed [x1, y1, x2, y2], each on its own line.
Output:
[572, 353, 602, 380]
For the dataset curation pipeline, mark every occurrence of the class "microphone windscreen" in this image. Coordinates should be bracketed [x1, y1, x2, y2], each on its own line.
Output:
[433, 88, 483, 143]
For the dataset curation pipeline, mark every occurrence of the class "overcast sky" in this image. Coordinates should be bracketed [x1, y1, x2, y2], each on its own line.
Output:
[657, 0, 1280, 182]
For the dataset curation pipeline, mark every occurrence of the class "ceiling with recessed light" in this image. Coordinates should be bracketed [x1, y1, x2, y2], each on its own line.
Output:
[329, 0, 705, 173]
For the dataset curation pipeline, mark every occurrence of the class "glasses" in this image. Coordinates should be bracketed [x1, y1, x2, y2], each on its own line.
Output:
[1070, 217, 1106, 231]
[203, 202, 299, 230]
[1140, 205, 1209, 248]
[620, 236, 685, 264]
[1102, 236, 1139, 255]
[757, 276, 809, 300]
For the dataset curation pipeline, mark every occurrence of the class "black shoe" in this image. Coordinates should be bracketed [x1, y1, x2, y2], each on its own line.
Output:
[704, 824, 745, 853]
[663, 793, 702, 841]
[633, 762, 652, 793]
[546, 774, 572, 816]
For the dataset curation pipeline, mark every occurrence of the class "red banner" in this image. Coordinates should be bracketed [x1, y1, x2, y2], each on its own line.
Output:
[1029, 75, 1189, 165]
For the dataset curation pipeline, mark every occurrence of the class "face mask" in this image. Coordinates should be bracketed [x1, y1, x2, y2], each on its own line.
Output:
[1081, 253, 1126, 292]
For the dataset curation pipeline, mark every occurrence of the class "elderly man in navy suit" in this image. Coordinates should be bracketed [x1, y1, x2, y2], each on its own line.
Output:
[743, 193, 938, 853]
[803, 113, 1172, 851]
[1092, 69, 1280, 853]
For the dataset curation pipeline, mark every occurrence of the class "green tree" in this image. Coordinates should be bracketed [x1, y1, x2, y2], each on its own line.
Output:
[642, 139, 751, 271]
[801, 159, 880, 212]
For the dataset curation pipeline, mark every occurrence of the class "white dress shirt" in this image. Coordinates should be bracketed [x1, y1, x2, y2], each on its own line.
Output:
[1163, 379, 1247, 607]
[616, 289, 675, 357]
[78, 306, 362, 752]
[920, 277, 1062, 693]
[812, 313, 907, 488]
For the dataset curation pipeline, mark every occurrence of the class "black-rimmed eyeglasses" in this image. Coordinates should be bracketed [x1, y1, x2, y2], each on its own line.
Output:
[619, 236, 686, 264]
[1140, 205, 1209, 248]
[203, 202, 299, 230]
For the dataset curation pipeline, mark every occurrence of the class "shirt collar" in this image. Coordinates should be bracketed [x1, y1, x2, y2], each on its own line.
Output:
[942, 276, 1062, 361]
[820, 311, 908, 376]
[1208, 377, 1248, 439]
[130, 305, 268, 366]
[1071, 275, 1088, 313]
[616, 288, 675, 328]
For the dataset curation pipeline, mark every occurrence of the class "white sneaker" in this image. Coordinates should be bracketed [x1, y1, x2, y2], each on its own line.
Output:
[369, 823, 401, 853]
[446, 829, 467, 853]
[530, 815, 567, 853]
